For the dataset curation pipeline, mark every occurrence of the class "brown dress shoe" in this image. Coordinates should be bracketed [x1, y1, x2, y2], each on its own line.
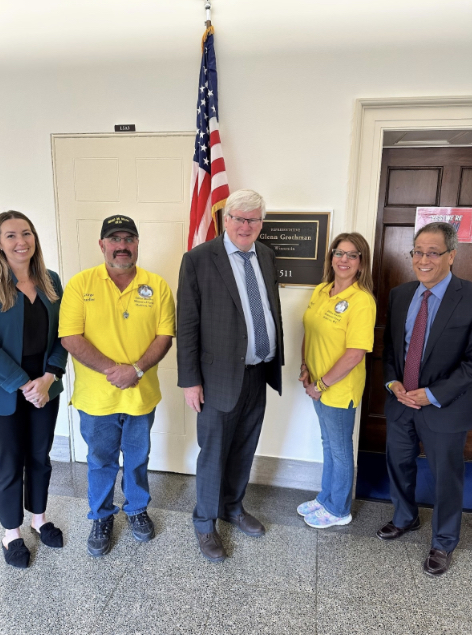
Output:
[423, 548, 453, 577]
[194, 528, 227, 563]
[221, 511, 265, 537]
[376, 516, 420, 541]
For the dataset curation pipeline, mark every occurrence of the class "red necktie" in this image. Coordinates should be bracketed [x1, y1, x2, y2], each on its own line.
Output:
[403, 290, 432, 392]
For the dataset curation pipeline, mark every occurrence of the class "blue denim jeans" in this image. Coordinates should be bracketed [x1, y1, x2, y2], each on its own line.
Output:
[79, 409, 155, 520]
[313, 399, 356, 518]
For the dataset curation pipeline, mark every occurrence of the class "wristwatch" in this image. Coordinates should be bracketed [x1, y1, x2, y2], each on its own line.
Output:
[132, 363, 144, 379]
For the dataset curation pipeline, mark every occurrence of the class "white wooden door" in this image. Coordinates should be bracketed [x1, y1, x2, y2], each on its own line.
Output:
[52, 133, 198, 473]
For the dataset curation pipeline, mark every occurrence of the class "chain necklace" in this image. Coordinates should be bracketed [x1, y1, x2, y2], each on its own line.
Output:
[118, 290, 133, 319]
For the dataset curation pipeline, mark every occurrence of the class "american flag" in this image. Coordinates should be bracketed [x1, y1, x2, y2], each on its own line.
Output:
[188, 27, 229, 250]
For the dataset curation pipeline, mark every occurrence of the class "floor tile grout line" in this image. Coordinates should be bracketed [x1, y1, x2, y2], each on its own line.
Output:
[404, 541, 423, 600]
[85, 541, 141, 635]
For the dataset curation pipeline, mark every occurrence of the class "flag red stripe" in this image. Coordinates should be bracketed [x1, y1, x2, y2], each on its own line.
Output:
[211, 183, 230, 207]
[210, 130, 221, 146]
[205, 221, 216, 243]
[189, 173, 211, 250]
[211, 157, 226, 174]
[188, 179, 200, 251]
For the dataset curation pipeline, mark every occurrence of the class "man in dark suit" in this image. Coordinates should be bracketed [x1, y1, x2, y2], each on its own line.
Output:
[177, 189, 284, 562]
[377, 222, 472, 576]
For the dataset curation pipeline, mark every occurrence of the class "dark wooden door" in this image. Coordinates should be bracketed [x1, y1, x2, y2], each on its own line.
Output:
[359, 147, 472, 457]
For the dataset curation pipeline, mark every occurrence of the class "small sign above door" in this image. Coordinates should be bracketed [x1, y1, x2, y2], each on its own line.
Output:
[114, 124, 136, 132]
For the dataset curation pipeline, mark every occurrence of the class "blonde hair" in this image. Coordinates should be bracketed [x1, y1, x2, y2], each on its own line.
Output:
[0, 211, 59, 312]
[322, 232, 374, 296]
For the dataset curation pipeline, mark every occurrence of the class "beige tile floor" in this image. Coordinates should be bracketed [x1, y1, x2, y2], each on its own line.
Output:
[1, 462, 471, 635]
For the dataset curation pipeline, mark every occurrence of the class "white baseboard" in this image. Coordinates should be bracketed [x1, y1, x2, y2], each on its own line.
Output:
[51, 435, 71, 462]
[52, 436, 340, 494]
[250, 455, 323, 491]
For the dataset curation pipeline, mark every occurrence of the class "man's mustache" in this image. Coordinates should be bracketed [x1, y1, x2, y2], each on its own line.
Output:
[113, 249, 132, 258]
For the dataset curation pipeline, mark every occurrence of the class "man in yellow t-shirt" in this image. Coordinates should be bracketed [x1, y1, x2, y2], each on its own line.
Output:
[59, 215, 175, 557]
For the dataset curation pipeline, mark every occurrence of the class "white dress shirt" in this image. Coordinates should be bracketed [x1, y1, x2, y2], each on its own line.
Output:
[224, 232, 276, 365]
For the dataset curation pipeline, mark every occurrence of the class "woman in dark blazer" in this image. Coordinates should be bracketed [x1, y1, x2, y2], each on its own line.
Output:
[0, 211, 67, 568]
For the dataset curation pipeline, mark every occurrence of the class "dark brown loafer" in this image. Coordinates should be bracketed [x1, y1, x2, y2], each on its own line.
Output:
[376, 516, 420, 541]
[195, 528, 227, 563]
[221, 511, 265, 537]
[423, 548, 453, 577]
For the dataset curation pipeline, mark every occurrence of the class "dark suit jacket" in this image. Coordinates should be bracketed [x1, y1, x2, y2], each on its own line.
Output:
[0, 270, 68, 416]
[383, 274, 472, 432]
[177, 235, 284, 413]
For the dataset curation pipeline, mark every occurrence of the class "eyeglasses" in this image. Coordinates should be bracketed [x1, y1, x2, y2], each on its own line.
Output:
[410, 249, 449, 260]
[107, 236, 138, 244]
[227, 214, 263, 226]
[332, 249, 361, 260]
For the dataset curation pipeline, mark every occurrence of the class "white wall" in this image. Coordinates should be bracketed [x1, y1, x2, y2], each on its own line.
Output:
[1, 2, 471, 458]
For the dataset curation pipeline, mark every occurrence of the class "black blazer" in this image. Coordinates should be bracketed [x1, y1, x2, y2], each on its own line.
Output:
[383, 274, 472, 432]
[177, 235, 284, 413]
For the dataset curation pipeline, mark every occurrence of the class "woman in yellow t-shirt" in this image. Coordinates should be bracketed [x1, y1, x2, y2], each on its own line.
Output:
[298, 232, 376, 528]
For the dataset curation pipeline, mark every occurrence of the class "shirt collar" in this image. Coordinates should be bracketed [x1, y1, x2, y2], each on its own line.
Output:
[98, 262, 143, 286]
[223, 231, 256, 256]
[416, 271, 452, 301]
[321, 281, 361, 299]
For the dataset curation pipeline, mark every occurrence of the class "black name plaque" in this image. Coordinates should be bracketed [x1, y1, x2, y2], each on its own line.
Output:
[257, 211, 331, 286]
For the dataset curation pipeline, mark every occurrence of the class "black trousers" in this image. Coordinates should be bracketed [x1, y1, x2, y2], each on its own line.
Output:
[386, 406, 467, 552]
[193, 363, 267, 534]
[0, 393, 59, 529]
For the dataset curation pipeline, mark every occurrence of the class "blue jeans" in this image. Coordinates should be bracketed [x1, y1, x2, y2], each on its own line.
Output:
[79, 409, 155, 520]
[314, 399, 356, 518]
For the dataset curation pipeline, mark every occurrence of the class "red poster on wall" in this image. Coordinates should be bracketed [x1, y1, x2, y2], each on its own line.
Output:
[415, 207, 472, 243]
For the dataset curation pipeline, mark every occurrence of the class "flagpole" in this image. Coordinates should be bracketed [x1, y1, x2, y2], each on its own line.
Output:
[205, 1, 212, 28]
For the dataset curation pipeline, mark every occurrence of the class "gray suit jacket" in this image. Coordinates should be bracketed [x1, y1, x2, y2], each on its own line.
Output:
[383, 274, 472, 432]
[177, 235, 284, 412]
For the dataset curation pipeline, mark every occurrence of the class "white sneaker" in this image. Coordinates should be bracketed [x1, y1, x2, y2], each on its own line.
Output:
[304, 507, 352, 528]
[297, 498, 323, 517]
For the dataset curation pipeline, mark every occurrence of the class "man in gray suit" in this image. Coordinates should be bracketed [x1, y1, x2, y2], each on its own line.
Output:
[177, 189, 284, 562]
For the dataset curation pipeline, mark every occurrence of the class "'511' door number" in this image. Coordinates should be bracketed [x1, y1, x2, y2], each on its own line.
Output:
[279, 270, 292, 278]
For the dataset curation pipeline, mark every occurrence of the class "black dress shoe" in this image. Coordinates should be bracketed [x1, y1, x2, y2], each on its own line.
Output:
[423, 548, 453, 577]
[32, 522, 63, 548]
[376, 516, 420, 541]
[2, 539, 30, 569]
[221, 511, 265, 537]
[194, 528, 227, 563]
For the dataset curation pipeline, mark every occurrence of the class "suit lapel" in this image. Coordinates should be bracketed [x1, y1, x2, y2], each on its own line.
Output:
[422, 275, 462, 368]
[211, 235, 245, 320]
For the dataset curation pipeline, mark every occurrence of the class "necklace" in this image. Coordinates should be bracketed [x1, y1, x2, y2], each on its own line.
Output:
[119, 291, 133, 319]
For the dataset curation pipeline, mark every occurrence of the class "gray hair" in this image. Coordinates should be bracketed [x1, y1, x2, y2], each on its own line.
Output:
[223, 189, 266, 219]
[414, 222, 459, 252]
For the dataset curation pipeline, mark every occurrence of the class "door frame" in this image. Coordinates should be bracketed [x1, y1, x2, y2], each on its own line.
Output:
[345, 96, 472, 466]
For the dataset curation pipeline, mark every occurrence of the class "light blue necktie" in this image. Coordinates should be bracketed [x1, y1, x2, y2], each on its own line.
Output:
[237, 251, 270, 361]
